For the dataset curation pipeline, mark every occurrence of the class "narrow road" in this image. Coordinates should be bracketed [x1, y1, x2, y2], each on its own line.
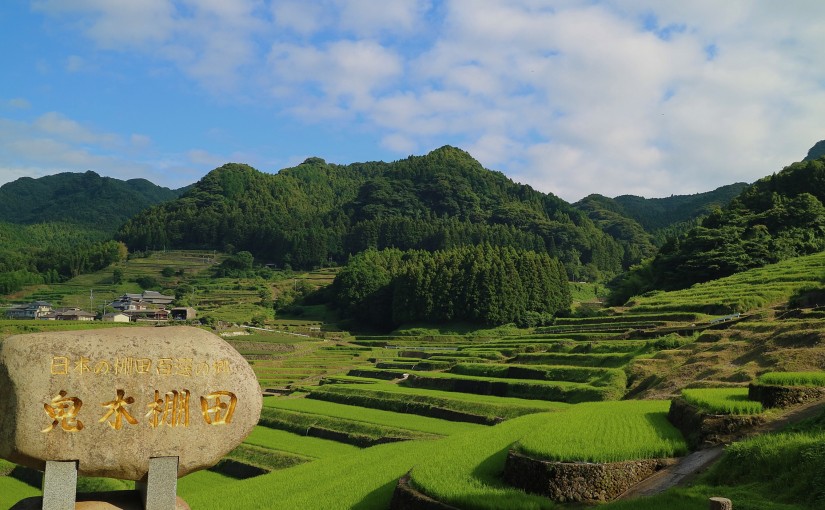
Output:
[617, 398, 825, 500]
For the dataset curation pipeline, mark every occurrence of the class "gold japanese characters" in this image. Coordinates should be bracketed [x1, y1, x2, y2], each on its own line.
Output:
[50, 355, 232, 377]
[0, 326, 262, 480]
[41, 388, 237, 432]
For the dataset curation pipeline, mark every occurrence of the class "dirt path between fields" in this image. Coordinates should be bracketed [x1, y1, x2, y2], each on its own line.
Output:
[617, 398, 825, 500]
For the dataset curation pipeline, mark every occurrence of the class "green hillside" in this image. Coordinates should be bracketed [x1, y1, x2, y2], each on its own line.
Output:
[0, 170, 183, 233]
[116, 147, 631, 281]
[610, 157, 825, 303]
[575, 182, 748, 248]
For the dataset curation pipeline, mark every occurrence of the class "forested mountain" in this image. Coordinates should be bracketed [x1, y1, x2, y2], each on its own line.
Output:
[575, 183, 748, 247]
[804, 139, 825, 161]
[0, 170, 183, 233]
[0, 171, 178, 293]
[117, 146, 630, 281]
[609, 156, 825, 303]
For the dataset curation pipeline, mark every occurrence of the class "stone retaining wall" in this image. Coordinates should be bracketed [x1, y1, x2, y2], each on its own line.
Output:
[305, 392, 501, 425]
[502, 450, 672, 503]
[209, 459, 268, 479]
[389, 473, 460, 510]
[306, 426, 408, 448]
[667, 398, 764, 449]
[748, 383, 825, 408]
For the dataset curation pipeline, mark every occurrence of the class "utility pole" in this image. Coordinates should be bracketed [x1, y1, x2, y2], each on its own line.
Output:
[90, 289, 94, 314]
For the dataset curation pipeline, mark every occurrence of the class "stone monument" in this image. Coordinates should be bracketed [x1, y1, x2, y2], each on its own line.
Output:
[0, 326, 263, 509]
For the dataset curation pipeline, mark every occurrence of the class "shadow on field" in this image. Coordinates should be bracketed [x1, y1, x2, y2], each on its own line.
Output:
[471, 445, 512, 482]
[643, 412, 683, 444]
[351, 478, 399, 510]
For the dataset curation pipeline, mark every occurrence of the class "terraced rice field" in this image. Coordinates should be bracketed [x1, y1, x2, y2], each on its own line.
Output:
[681, 388, 763, 415]
[0, 306, 714, 509]
[757, 371, 825, 386]
[626, 251, 825, 314]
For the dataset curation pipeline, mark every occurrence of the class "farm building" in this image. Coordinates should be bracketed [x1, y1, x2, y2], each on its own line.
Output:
[170, 307, 197, 320]
[102, 312, 130, 323]
[124, 309, 170, 322]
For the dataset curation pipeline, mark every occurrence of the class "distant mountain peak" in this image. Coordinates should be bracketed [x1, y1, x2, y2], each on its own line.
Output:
[803, 140, 825, 161]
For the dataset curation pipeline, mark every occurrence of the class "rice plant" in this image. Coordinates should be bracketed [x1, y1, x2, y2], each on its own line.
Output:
[514, 400, 687, 463]
[757, 371, 825, 387]
[681, 388, 763, 415]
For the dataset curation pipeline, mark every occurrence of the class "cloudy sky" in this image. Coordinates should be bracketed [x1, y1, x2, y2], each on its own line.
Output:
[1, 1, 824, 202]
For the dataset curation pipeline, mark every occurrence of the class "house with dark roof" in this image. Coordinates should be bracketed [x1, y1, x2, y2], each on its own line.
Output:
[6, 301, 53, 319]
[109, 291, 174, 311]
[56, 309, 96, 321]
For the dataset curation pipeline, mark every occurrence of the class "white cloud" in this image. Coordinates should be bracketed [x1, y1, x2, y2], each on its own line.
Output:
[34, 0, 265, 92]
[25, 0, 825, 200]
[33, 112, 119, 146]
[33, 0, 176, 48]
[268, 39, 404, 112]
[381, 133, 417, 153]
[0, 113, 191, 189]
[334, 0, 431, 35]
[6, 98, 31, 109]
[65, 55, 86, 72]
[130, 134, 152, 149]
[187, 149, 225, 167]
[272, 0, 330, 36]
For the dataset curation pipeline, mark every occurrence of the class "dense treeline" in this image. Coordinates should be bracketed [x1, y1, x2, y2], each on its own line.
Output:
[610, 157, 825, 304]
[333, 245, 571, 330]
[0, 222, 127, 293]
[117, 147, 630, 281]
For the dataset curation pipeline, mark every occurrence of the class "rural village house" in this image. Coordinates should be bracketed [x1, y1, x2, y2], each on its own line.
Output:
[54, 309, 96, 321]
[108, 291, 174, 311]
[6, 301, 53, 319]
[101, 312, 130, 322]
[6, 291, 192, 323]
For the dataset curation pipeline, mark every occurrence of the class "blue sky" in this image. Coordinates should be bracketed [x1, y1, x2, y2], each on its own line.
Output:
[1, 1, 824, 201]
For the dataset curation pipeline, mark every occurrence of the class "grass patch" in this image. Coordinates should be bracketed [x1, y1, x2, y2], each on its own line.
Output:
[226, 444, 312, 471]
[307, 383, 567, 420]
[0, 476, 41, 507]
[758, 371, 825, 387]
[259, 407, 440, 445]
[682, 388, 763, 415]
[402, 370, 620, 402]
[510, 352, 634, 368]
[262, 397, 482, 436]
[514, 400, 687, 463]
[243, 426, 359, 459]
[449, 362, 627, 390]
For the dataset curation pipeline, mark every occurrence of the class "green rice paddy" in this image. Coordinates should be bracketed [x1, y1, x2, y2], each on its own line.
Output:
[681, 388, 764, 415]
[757, 371, 825, 387]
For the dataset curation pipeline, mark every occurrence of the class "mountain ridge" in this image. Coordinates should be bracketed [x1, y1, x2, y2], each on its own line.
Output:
[0, 170, 184, 233]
